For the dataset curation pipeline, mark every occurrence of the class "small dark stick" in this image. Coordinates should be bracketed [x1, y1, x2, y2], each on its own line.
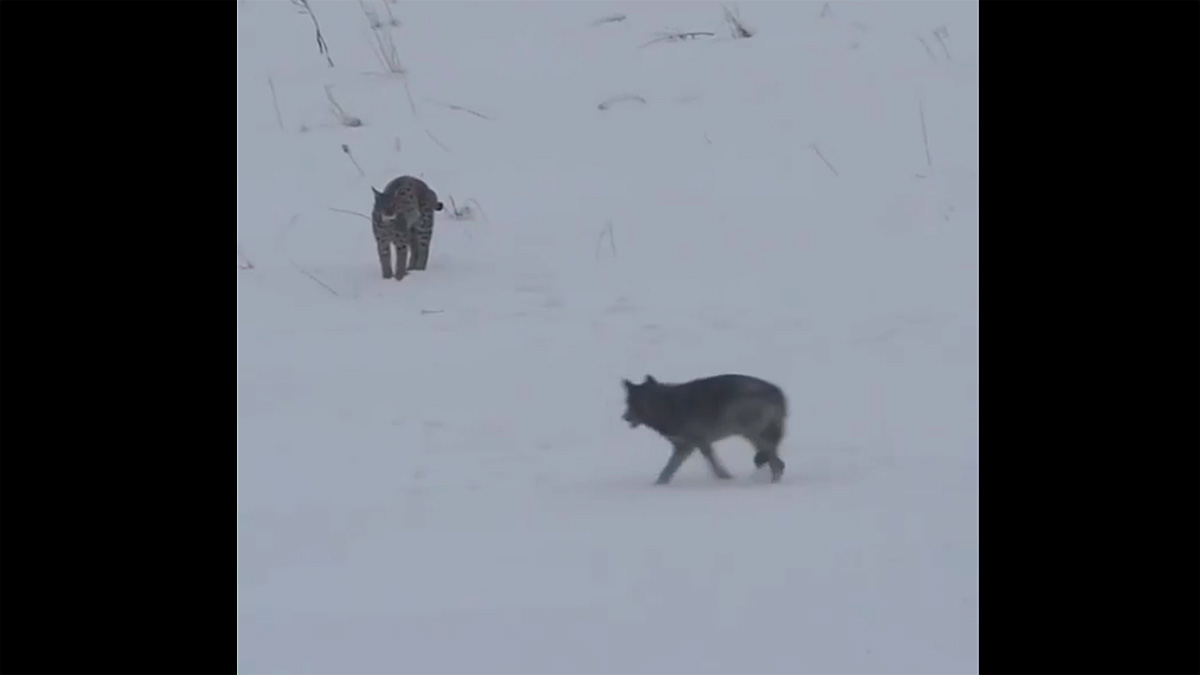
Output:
[424, 128, 452, 154]
[293, 0, 334, 67]
[341, 144, 366, 177]
[933, 26, 952, 60]
[809, 143, 839, 177]
[268, 76, 284, 131]
[290, 259, 340, 296]
[918, 94, 932, 168]
[595, 220, 617, 261]
[917, 35, 937, 62]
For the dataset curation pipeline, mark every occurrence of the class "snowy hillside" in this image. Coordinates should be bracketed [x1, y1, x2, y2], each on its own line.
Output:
[237, 1, 979, 672]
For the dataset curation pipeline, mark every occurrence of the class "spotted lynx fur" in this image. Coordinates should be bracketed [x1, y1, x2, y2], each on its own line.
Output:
[370, 175, 444, 280]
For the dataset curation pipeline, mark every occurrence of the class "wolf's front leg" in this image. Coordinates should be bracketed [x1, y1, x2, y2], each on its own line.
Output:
[697, 443, 733, 480]
[655, 443, 695, 485]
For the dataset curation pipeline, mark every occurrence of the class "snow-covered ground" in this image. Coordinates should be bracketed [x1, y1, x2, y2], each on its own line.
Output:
[237, 2, 978, 672]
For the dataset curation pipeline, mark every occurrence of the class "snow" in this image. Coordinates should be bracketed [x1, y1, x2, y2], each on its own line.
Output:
[237, 1, 979, 672]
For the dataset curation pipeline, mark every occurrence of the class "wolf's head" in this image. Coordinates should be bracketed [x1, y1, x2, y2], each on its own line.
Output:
[372, 187, 397, 222]
[621, 375, 660, 428]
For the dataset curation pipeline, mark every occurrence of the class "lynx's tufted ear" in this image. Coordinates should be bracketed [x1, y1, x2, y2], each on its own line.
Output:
[644, 375, 657, 385]
[622, 378, 635, 392]
[435, 201, 444, 211]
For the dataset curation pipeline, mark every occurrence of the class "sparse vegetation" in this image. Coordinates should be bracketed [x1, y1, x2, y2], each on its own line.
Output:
[291, 0, 335, 67]
[447, 196, 487, 223]
[722, 4, 755, 39]
[639, 31, 715, 48]
[360, 0, 405, 74]
[932, 25, 952, 60]
[919, 26, 952, 62]
[325, 85, 363, 127]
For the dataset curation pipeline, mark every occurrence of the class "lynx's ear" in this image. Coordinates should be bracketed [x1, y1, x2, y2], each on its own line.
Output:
[644, 375, 657, 385]
[622, 378, 635, 391]
[372, 187, 382, 197]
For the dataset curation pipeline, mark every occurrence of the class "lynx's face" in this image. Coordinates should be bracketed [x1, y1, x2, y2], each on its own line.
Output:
[372, 188, 398, 222]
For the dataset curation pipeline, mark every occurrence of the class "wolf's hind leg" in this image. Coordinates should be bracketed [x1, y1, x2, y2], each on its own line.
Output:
[750, 438, 785, 483]
[655, 443, 695, 485]
[697, 442, 733, 480]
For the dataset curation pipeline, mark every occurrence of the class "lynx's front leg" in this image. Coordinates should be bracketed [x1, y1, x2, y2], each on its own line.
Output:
[411, 212, 435, 270]
[376, 237, 394, 279]
[402, 205, 428, 271]
[407, 224, 425, 271]
[392, 236, 408, 281]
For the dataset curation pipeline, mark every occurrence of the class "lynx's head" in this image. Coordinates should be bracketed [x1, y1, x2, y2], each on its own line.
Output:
[371, 187, 397, 222]
[621, 375, 660, 428]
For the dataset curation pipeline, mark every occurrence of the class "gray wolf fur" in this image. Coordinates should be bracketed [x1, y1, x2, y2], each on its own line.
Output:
[370, 175, 445, 280]
[621, 373, 788, 485]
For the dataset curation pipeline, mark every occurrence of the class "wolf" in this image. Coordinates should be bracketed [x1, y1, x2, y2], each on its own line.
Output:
[621, 373, 788, 485]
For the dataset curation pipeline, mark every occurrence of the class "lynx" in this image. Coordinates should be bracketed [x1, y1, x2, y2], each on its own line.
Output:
[370, 175, 444, 280]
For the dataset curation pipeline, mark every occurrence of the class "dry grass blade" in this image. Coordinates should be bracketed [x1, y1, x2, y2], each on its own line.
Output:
[598, 94, 647, 111]
[590, 13, 627, 27]
[425, 98, 493, 121]
[329, 207, 371, 222]
[268, 76, 284, 130]
[639, 31, 716, 48]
